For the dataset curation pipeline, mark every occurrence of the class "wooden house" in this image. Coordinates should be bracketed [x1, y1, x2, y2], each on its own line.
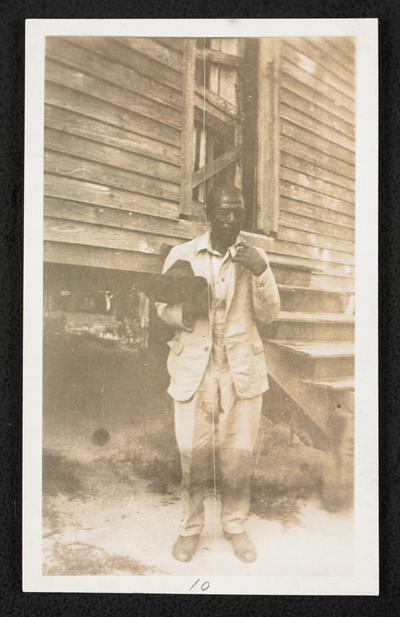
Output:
[43, 36, 355, 486]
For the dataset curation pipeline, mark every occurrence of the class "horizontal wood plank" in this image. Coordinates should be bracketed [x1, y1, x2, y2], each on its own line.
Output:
[284, 38, 355, 89]
[281, 119, 355, 167]
[281, 57, 354, 114]
[279, 210, 355, 241]
[272, 237, 354, 266]
[280, 181, 354, 217]
[44, 240, 165, 273]
[267, 248, 355, 276]
[280, 87, 354, 141]
[45, 82, 180, 147]
[280, 71, 354, 126]
[44, 104, 181, 166]
[44, 240, 354, 277]
[71, 37, 183, 91]
[280, 100, 355, 153]
[46, 38, 183, 111]
[327, 38, 355, 65]
[44, 128, 181, 184]
[118, 37, 183, 72]
[310, 38, 355, 76]
[277, 224, 355, 255]
[45, 59, 181, 130]
[280, 196, 355, 229]
[280, 135, 355, 180]
[280, 165, 354, 205]
[44, 150, 180, 202]
[44, 174, 180, 219]
[280, 151, 355, 192]
[44, 197, 205, 239]
[153, 38, 185, 53]
[281, 41, 355, 100]
[44, 216, 183, 255]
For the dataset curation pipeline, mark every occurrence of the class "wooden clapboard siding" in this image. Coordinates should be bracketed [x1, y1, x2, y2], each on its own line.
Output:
[280, 72, 354, 127]
[280, 197, 355, 229]
[284, 38, 355, 91]
[45, 81, 180, 148]
[280, 136, 355, 184]
[44, 105, 181, 166]
[281, 42, 355, 100]
[44, 36, 356, 277]
[44, 197, 205, 239]
[44, 36, 192, 270]
[280, 152, 355, 194]
[45, 39, 183, 111]
[280, 166, 354, 204]
[70, 37, 183, 91]
[44, 216, 185, 255]
[274, 37, 355, 272]
[45, 60, 181, 129]
[44, 174, 181, 219]
[45, 241, 166, 274]
[279, 210, 354, 241]
[280, 99, 355, 151]
[44, 128, 181, 184]
[153, 38, 185, 53]
[44, 150, 179, 201]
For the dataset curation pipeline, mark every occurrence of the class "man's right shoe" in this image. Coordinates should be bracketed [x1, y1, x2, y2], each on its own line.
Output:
[171, 534, 200, 562]
[223, 531, 257, 563]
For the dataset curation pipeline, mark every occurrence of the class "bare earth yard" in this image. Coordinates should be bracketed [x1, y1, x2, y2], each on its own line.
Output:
[42, 338, 353, 577]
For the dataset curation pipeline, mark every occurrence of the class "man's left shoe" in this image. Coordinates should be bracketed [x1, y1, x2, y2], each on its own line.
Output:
[171, 534, 200, 562]
[223, 531, 257, 563]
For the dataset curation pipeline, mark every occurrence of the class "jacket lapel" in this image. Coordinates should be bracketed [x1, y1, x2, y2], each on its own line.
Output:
[226, 261, 243, 315]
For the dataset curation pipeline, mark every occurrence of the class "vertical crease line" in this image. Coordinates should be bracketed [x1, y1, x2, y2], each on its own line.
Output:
[202, 38, 218, 544]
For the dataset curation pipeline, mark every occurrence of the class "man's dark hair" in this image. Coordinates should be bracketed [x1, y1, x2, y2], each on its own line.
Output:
[205, 184, 244, 219]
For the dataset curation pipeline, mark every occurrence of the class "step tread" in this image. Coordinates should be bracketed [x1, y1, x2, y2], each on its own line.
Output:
[266, 340, 355, 358]
[302, 377, 355, 391]
[276, 310, 355, 323]
[278, 284, 353, 296]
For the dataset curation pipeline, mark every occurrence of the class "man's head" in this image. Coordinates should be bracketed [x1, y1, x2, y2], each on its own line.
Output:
[206, 185, 245, 250]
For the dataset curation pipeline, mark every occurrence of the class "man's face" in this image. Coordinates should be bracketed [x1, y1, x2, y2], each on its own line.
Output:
[210, 197, 245, 247]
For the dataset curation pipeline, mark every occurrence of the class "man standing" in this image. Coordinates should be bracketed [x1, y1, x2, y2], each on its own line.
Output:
[156, 185, 280, 563]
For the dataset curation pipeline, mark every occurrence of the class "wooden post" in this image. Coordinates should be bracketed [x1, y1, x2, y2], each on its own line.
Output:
[180, 38, 197, 219]
[256, 38, 281, 235]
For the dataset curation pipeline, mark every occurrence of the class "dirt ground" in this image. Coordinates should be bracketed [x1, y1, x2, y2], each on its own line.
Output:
[42, 337, 353, 577]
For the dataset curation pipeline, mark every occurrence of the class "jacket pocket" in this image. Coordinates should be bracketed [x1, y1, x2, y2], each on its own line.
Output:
[167, 337, 183, 355]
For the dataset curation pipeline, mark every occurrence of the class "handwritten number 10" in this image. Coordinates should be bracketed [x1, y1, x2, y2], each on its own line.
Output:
[189, 578, 210, 592]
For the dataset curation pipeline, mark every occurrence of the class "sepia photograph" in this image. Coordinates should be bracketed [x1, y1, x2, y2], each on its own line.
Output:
[23, 18, 378, 594]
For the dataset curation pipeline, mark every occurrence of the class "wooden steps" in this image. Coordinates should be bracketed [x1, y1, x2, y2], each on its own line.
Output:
[266, 340, 354, 380]
[262, 252, 355, 445]
[278, 284, 354, 313]
[302, 377, 354, 391]
[263, 310, 354, 342]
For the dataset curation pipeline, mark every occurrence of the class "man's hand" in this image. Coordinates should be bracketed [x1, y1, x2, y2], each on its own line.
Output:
[233, 242, 268, 276]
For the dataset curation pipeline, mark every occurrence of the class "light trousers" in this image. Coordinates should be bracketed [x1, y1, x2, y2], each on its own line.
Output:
[174, 364, 262, 536]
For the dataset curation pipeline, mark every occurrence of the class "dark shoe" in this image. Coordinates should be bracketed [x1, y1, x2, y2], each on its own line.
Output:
[172, 534, 200, 562]
[224, 531, 257, 563]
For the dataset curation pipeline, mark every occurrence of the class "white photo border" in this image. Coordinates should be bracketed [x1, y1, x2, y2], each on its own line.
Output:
[23, 17, 379, 595]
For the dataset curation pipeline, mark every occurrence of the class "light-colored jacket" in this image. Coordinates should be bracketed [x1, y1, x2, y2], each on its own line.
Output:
[156, 232, 280, 402]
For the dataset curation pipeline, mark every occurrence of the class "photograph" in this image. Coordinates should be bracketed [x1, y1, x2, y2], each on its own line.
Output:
[23, 18, 378, 595]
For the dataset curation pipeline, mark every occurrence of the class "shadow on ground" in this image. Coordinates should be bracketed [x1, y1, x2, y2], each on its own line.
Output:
[42, 338, 352, 575]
